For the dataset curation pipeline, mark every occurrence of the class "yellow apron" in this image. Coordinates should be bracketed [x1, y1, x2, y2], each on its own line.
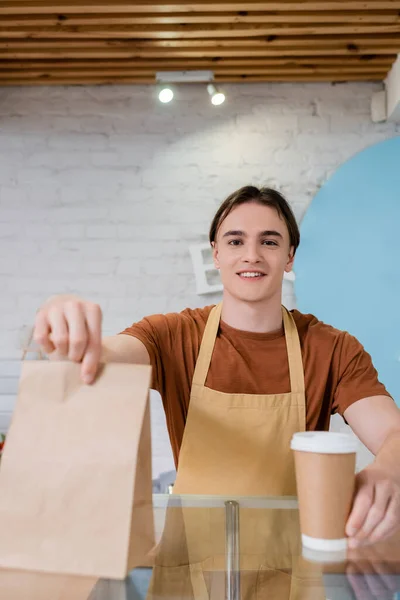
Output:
[173, 302, 306, 496]
[146, 303, 319, 599]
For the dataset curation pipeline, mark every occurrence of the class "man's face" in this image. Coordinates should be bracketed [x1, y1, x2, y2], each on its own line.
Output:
[212, 202, 294, 305]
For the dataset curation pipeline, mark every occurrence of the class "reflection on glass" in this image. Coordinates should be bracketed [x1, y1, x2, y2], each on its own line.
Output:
[0, 495, 399, 599]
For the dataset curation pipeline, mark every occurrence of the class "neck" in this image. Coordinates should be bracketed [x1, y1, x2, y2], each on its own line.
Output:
[220, 292, 283, 333]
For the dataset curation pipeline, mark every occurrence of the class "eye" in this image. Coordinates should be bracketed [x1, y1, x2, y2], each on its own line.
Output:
[262, 240, 278, 246]
[228, 239, 242, 246]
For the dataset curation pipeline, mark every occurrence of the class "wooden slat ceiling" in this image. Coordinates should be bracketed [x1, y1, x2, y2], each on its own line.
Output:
[0, 1, 400, 85]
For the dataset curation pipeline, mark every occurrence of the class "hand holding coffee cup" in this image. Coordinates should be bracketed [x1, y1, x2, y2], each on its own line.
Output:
[291, 431, 358, 551]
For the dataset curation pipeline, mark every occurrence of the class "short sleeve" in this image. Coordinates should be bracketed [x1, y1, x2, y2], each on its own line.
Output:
[119, 313, 178, 396]
[332, 332, 393, 417]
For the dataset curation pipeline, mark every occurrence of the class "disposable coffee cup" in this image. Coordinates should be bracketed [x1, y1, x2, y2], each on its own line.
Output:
[291, 432, 358, 552]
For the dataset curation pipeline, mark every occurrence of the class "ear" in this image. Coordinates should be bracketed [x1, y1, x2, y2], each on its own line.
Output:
[284, 247, 295, 273]
[211, 241, 220, 270]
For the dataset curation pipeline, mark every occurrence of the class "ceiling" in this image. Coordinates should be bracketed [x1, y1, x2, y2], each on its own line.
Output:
[1, 1, 400, 86]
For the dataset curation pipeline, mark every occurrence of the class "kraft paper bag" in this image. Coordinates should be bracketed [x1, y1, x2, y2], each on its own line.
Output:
[0, 361, 154, 579]
[0, 568, 97, 600]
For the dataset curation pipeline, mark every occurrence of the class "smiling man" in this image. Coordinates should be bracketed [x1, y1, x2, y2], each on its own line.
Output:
[34, 185, 400, 548]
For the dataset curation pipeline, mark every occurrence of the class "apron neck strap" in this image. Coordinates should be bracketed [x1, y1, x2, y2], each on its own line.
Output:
[192, 303, 305, 395]
[282, 307, 305, 395]
[192, 303, 222, 389]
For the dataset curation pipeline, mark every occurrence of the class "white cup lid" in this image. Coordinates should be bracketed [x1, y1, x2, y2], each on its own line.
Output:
[290, 431, 358, 454]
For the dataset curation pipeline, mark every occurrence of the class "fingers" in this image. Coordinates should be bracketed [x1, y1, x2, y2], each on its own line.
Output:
[33, 310, 55, 355]
[81, 303, 102, 385]
[64, 301, 89, 363]
[350, 481, 391, 546]
[346, 475, 374, 539]
[347, 542, 395, 567]
[33, 297, 103, 385]
[366, 492, 400, 545]
[347, 471, 400, 549]
[47, 307, 69, 357]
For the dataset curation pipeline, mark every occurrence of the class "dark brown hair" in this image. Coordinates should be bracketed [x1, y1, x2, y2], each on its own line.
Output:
[209, 185, 300, 254]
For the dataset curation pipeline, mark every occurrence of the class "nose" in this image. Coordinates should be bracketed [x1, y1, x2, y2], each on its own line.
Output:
[242, 241, 261, 263]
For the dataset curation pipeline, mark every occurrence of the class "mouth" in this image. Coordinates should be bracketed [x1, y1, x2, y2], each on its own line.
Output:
[237, 271, 266, 280]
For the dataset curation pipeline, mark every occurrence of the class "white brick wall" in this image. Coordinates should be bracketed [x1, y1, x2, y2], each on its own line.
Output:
[0, 82, 398, 477]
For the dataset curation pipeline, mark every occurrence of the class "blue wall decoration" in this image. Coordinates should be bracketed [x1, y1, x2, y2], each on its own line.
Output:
[295, 136, 400, 406]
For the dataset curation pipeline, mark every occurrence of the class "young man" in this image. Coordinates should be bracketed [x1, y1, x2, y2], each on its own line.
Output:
[34, 186, 400, 548]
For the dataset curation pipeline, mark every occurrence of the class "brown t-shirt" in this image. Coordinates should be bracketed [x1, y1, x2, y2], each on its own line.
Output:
[121, 306, 391, 467]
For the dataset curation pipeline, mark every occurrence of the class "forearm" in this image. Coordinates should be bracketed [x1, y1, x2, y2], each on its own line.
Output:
[101, 335, 150, 365]
[370, 430, 400, 485]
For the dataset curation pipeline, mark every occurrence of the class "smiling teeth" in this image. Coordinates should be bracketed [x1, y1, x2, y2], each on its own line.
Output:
[240, 272, 263, 278]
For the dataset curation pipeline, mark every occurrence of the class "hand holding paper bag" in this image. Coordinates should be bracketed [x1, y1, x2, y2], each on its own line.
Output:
[34, 295, 104, 385]
[0, 361, 154, 579]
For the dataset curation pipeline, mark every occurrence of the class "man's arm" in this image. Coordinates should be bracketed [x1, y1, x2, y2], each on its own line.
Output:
[344, 395, 400, 457]
[101, 334, 150, 366]
[343, 396, 400, 546]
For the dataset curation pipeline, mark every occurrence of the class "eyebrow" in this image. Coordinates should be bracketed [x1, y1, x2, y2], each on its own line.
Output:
[222, 229, 283, 239]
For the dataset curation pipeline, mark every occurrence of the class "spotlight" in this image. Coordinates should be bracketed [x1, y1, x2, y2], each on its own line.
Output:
[207, 83, 225, 106]
[158, 87, 174, 103]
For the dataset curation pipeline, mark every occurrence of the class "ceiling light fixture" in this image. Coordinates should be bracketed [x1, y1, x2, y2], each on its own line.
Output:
[158, 86, 174, 103]
[156, 70, 214, 83]
[155, 70, 227, 106]
[207, 83, 226, 106]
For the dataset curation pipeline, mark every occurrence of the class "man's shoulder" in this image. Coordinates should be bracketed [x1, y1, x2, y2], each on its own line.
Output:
[143, 304, 214, 332]
[121, 305, 215, 349]
[290, 309, 347, 345]
[174, 304, 215, 329]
